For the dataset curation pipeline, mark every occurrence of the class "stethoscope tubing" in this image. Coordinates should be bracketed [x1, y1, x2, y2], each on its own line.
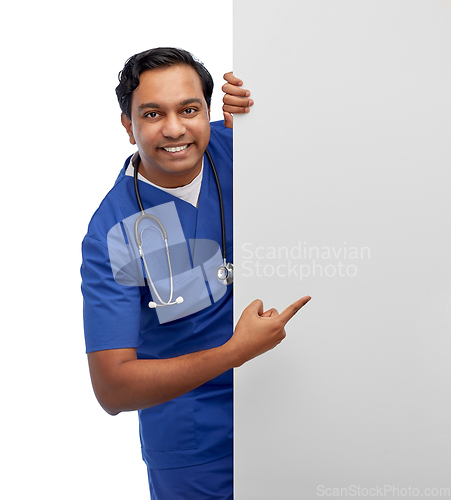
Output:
[205, 149, 227, 263]
[133, 149, 227, 261]
[131, 149, 232, 307]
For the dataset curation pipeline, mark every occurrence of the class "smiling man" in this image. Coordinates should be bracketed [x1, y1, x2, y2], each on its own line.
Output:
[120, 64, 211, 188]
[81, 47, 310, 500]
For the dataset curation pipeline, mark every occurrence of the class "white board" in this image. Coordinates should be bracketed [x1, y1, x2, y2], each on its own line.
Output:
[234, 1, 451, 498]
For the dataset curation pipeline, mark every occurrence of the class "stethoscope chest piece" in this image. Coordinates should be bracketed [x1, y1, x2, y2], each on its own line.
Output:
[217, 262, 234, 286]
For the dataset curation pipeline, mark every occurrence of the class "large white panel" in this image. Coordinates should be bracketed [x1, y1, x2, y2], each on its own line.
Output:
[234, 1, 451, 498]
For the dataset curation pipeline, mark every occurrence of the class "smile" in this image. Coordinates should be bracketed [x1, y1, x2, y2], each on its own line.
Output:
[162, 144, 190, 153]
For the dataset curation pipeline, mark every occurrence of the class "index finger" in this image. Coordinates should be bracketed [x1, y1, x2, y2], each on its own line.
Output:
[223, 72, 243, 86]
[278, 296, 311, 325]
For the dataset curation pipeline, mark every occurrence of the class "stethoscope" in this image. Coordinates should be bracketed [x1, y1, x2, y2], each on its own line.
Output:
[132, 150, 233, 309]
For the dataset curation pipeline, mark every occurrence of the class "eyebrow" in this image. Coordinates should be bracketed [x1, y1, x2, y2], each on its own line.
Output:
[138, 102, 160, 110]
[138, 98, 204, 110]
[179, 98, 203, 107]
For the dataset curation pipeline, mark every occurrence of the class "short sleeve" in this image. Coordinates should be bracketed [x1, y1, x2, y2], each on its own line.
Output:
[210, 121, 233, 161]
[81, 235, 142, 353]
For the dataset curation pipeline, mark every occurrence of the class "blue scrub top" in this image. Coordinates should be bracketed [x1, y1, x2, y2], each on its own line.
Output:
[81, 121, 233, 469]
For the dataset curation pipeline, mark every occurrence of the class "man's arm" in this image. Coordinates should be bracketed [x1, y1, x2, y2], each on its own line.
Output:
[88, 296, 311, 415]
[222, 72, 254, 128]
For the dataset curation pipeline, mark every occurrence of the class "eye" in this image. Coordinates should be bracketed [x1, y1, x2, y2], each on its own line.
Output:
[183, 107, 197, 115]
[145, 111, 160, 119]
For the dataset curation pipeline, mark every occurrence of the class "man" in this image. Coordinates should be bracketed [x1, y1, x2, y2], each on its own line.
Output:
[81, 47, 310, 499]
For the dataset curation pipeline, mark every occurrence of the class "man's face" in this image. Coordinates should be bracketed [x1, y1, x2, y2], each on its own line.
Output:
[122, 64, 211, 188]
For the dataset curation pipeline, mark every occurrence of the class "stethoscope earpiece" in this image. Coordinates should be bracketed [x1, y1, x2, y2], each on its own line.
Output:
[149, 296, 184, 309]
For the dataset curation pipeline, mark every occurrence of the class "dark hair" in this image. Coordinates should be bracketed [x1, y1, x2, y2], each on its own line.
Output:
[115, 47, 214, 119]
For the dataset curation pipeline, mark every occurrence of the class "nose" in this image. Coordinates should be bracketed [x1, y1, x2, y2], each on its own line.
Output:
[162, 113, 186, 139]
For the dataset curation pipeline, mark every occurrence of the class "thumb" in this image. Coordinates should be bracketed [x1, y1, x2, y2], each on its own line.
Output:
[223, 111, 233, 129]
[245, 299, 264, 316]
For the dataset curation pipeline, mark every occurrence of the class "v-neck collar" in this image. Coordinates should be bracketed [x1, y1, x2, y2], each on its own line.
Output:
[124, 150, 222, 253]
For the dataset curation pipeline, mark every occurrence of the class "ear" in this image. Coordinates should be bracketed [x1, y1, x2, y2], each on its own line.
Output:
[207, 106, 211, 121]
[121, 113, 136, 145]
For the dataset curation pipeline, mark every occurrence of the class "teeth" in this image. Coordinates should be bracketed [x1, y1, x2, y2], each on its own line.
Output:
[163, 144, 189, 153]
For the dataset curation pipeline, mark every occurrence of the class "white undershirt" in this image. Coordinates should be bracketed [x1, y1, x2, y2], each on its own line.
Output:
[125, 156, 203, 208]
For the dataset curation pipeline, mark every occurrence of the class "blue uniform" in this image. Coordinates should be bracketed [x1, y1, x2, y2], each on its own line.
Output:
[81, 121, 233, 493]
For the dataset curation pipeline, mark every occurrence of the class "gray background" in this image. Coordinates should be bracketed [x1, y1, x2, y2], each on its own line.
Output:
[234, 1, 451, 498]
